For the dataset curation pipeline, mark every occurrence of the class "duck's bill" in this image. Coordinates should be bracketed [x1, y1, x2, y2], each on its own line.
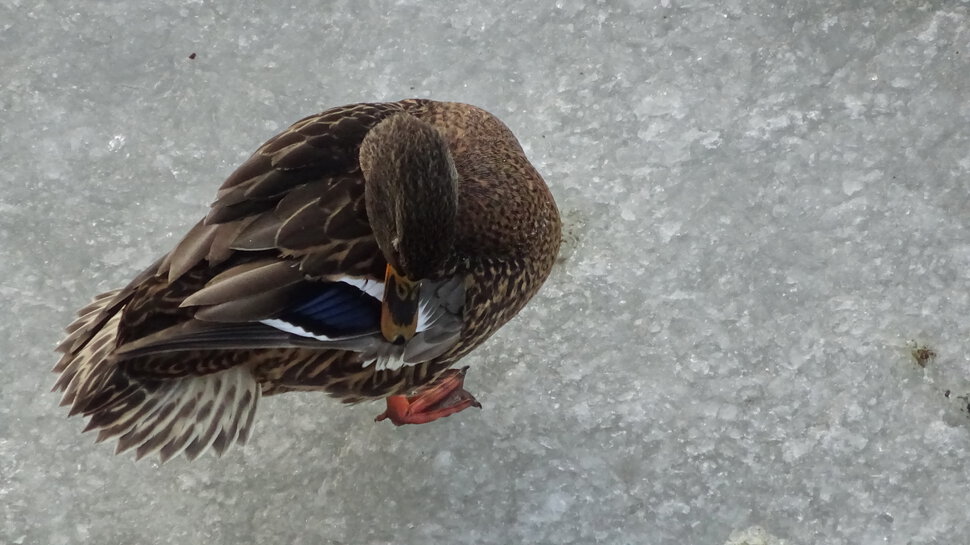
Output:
[380, 264, 420, 344]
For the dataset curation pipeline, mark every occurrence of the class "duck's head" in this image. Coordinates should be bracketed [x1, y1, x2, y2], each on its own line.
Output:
[359, 114, 458, 344]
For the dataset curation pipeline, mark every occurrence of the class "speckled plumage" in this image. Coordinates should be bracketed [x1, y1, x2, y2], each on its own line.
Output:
[53, 99, 561, 461]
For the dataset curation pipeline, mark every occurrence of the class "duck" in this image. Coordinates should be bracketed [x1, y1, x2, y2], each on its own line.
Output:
[53, 99, 562, 462]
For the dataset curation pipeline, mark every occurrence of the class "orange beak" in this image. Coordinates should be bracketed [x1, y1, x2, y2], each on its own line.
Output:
[380, 264, 420, 344]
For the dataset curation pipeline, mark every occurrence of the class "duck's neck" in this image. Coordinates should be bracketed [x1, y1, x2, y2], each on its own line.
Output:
[361, 114, 458, 279]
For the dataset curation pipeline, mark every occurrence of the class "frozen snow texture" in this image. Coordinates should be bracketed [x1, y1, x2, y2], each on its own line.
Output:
[724, 526, 791, 545]
[3, 1, 970, 544]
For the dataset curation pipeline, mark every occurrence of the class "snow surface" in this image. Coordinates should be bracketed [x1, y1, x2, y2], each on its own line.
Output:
[3, 1, 970, 544]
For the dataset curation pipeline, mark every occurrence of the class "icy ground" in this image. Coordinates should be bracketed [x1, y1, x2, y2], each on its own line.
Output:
[3, 1, 970, 544]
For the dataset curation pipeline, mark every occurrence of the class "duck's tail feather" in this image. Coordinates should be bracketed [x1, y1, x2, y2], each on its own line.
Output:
[53, 289, 260, 462]
[87, 365, 261, 462]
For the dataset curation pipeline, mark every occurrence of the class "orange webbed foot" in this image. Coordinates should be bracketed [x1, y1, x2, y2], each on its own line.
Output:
[375, 367, 482, 426]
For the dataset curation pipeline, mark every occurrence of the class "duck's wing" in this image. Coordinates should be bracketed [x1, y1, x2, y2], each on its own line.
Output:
[60, 102, 411, 361]
[113, 100, 462, 370]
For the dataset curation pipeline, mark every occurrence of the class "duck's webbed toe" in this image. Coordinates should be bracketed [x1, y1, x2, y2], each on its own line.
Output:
[375, 367, 481, 426]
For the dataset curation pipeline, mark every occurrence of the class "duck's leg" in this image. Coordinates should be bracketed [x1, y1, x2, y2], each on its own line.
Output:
[375, 367, 482, 425]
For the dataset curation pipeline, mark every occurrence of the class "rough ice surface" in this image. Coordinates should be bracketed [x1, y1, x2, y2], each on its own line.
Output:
[3, 1, 970, 544]
[724, 526, 791, 545]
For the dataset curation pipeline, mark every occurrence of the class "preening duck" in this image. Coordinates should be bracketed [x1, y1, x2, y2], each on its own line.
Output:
[53, 99, 561, 462]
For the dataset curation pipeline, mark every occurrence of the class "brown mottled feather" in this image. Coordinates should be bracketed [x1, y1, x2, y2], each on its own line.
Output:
[53, 99, 561, 461]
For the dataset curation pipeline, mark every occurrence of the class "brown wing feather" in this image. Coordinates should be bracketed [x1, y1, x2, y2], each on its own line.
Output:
[93, 102, 426, 383]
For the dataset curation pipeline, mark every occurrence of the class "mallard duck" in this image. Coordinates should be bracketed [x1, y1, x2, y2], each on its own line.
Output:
[53, 99, 561, 462]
